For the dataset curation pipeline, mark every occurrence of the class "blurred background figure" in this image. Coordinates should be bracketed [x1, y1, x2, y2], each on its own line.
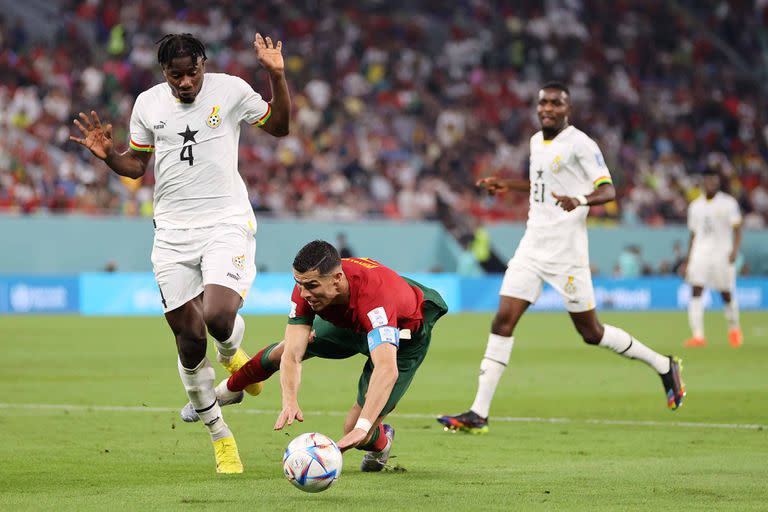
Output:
[336, 232, 354, 259]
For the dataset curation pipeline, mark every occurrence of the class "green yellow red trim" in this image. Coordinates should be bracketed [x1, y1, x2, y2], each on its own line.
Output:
[129, 139, 155, 152]
[593, 176, 612, 188]
[252, 104, 271, 126]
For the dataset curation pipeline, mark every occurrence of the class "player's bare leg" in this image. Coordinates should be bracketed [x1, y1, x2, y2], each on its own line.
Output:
[438, 296, 530, 433]
[167, 295, 242, 473]
[721, 290, 742, 347]
[685, 285, 707, 347]
[202, 284, 262, 395]
[571, 309, 685, 410]
[343, 404, 394, 472]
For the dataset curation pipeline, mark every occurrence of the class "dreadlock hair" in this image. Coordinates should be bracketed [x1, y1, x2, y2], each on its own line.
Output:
[156, 33, 207, 67]
[293, 240, 342, 275]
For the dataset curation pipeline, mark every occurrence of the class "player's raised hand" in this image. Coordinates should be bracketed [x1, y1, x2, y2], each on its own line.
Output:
[476, 176, 509, 195]
[552, 192, 580, 211]
[254, 33, 284, 74]
[274, 402, 304, 430]
[70, 111, 113, 161]
[336, 428, 368, 452]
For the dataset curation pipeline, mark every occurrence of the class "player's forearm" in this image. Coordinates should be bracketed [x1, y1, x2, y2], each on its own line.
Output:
[266, 70, 290, 136]
[732, 225, 742, 254]
[104, 150, 147, 179]
[685, 233, 695, 261]
[358, 365, 398, 422]
[279, 357, 302, 405]
[502, 178, 530, 192]
[585, 183, 616, 206]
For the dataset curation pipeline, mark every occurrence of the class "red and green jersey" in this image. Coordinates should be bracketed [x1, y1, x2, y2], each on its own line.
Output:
[288, 258, 425, 334]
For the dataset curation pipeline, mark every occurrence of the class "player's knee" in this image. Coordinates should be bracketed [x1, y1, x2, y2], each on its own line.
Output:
[176, 334, 207, 368]
[491, 312, 516, 337]
[204, 309, 235, 341]
[576, 324, 603, 345]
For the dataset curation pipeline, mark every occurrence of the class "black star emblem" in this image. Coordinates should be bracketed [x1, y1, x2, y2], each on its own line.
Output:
[536, 170, 543, 180]
[177, 125, 198, 144]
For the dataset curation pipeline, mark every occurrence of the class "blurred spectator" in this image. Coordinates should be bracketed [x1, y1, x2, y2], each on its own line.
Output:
[670, 240, 687, 276]
[615, 245, 651, 278]
[0, 0, 766, 230]
[336, 232, 354, 259]
[456, 234, 483, 277]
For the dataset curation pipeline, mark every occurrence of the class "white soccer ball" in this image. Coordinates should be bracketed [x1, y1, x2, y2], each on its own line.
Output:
[283, 432, 343, 493]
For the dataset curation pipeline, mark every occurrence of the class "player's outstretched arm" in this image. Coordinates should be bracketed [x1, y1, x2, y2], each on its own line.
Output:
[336, 343, 398, 451]
[253, 33, 290, 137]
[477, 176, 530, 195]
[730, 224, 742, 263]
[70, 111, 150, 179]
[552, 182, 616, 212]
[274, 323, 311, 430]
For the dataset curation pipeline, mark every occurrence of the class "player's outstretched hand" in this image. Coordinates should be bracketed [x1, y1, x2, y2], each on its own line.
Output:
[336, 428, 368, 452]
[254, 33, 284, 74]
[476, 176, 509, 195]
[274, 403, 304, 430]
[552, 192, 580, 211]
[70, 111, 113, 161]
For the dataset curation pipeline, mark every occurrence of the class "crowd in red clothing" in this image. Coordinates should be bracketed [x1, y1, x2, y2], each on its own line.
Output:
[1, 0, 767, 228]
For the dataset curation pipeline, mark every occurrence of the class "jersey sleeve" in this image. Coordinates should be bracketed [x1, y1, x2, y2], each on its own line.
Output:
[287, 285, 315, 325]
[231, 76, 271, 126]
[356, 286, 401, 354]
[574, 134, 611, 188]
[128, 93, 155, 153]
[729, 198, 742, 227]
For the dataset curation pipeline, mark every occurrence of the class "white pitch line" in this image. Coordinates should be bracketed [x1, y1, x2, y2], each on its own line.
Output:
[0, 403, 764, 431]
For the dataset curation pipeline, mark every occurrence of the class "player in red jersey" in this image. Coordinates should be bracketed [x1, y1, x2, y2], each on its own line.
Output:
[181, 240, 448, 472]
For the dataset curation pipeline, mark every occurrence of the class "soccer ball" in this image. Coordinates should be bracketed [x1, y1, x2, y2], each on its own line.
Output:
[283, 432, 343, 493]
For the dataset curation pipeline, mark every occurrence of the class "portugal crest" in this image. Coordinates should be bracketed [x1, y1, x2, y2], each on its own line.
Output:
[207, 106, 222, 128]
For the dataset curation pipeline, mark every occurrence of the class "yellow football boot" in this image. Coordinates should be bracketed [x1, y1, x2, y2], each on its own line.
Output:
[213, 435, 244, 474]
[218, 348, 263, 396]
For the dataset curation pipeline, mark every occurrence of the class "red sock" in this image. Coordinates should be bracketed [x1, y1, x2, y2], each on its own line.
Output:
[368, 424, 388, 452]
[227, 346, 277, 392]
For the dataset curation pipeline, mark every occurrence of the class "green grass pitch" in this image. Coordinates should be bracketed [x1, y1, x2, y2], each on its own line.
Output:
[1, 311, 766, 511]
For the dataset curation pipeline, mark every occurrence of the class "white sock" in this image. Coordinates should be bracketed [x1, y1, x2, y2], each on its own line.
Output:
[724, 299, 739, 330]
[688, 297, 704, 339]
[215, 314, 245, 360]
[470, 333, 514, 419]
[178, 358, 231, 440]
[215, 378, 240, 401]
[598, 324, 670, 374]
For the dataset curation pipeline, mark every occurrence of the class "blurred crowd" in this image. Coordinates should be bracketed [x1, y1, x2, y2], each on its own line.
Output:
[1, 0, 768, 229]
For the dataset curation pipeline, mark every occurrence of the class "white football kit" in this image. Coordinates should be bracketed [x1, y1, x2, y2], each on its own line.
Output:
[686, 191, 741, 292]
[501, 126, 612, 312]
[129, 73, 271, 311]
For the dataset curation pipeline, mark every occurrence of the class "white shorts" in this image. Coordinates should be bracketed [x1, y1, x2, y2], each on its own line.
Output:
[686, 255, 735, 292]
[500, 254, 595, 313]
[151, 224, 257, 312]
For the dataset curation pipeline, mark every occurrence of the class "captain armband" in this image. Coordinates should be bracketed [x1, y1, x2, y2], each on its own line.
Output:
[367, 326, 400, 353]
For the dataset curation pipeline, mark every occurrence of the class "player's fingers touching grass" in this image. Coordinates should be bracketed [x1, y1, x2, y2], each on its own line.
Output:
[274, 406, 304, 430]
[336, 428, 367, 452]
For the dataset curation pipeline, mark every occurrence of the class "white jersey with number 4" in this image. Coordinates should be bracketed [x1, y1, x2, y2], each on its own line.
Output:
[688, 191, 741, 261]
[129, 73, 271, 229]
[515, 125, 612, 269]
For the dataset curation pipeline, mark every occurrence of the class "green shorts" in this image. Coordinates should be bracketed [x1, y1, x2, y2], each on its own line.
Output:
[304, 278, 448, 416]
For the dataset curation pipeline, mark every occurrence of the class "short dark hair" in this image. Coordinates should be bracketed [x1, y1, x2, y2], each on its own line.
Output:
[156, 33, 207, 67]
[293, 240, 341, 275]
[540, 81, 570, 96]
